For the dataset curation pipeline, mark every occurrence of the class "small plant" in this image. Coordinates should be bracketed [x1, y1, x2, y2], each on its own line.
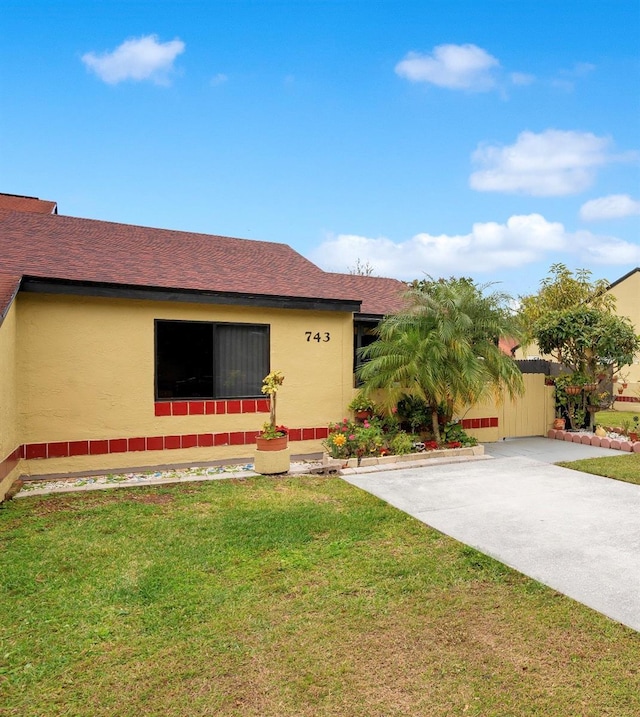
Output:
[397, 396, 432, 434]
[442, 421, 478, 447]
[260, 422, 288, 439]
[323, 417, 384, 462]
[389, 431, 414, 455]
[618, 415, 632, 435]
[259, 370, 285, 439]
[347, 391, 376, 414]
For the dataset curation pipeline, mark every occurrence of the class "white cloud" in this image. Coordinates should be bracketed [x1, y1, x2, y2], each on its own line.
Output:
[395, 43, 499, 91]
[311, 214, 640, 280]
[82, 34, 185, 85]
[469, 129, 624, 196]
[510, 72, 535, 86]
[579, 194, 640, 221]
[551, 62, 596, 92]
[210, 73, 228, 86]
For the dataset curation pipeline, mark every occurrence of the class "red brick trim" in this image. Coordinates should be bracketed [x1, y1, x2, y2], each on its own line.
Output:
[21, 425, 327, 461]
[614, 395, 640, 404]
[461, 417, 499, 429]
[155, 399, 271, 417]
[0, 446, 23, 482]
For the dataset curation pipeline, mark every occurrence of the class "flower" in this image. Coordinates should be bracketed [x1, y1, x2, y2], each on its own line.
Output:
[260, 422, 287, 439]
[332, 434, 346, 447]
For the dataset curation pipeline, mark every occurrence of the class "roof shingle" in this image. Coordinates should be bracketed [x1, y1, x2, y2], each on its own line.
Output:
[0, 193, 57, 214]
[0, 208, 406, 319]
[0, 273, 22, 324]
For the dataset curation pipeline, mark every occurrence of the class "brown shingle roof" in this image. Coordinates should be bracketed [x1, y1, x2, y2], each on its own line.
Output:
[325, 273, 406, 316]
[0, 193, 57, 214]
[0, 208, 406, 318]
[0, 273, 21, 324]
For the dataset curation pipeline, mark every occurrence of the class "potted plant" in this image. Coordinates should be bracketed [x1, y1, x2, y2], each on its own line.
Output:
[347, 391, 376, 420]
[553, 416, 566, 430]
[629, 415, 639, 443]
[256, 422, 288, 451]
[255, 371, 290, 473]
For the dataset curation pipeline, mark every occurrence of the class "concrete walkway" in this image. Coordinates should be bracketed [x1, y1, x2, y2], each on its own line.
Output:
[342, 438, 640, 632]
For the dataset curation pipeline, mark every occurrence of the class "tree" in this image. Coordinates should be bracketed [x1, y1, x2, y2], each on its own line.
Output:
[523, 264, 640, 430]
[357, 277, 524, 442]
[535, 307, 639, 377]
[348, 258, 375, 276]
[535, 306, 639, 429]
[519, 263, 614, 340]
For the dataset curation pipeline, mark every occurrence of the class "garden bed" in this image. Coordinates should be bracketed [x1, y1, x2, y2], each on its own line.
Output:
[323, 444, 485, 471]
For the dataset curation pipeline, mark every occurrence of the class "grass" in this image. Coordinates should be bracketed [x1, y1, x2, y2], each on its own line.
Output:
[558, 454, 640, 485]
[1, 476, 639, 716]
[595, 409, 639, 430]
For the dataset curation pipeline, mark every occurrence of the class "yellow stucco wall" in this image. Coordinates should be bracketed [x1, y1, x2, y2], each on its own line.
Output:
[608, 271, 640, 383]
[0, 302, 21, 499]
[462, 375, 554, 442]
[16, 292, 355, 476]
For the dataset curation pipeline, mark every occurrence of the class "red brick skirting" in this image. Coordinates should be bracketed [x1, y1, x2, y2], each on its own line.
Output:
[154, 399, 270, 417]
[8, 427, 330, 463]
[461, 417, 499, 429]
[3, 414, 499, 467]
[0, 446, 22, 481]
[614, 395, 640, 404]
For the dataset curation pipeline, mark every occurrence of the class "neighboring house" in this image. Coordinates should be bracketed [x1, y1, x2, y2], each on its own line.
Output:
[0, 194, 405, 498]
[513, 266, 640, 411]
[606, 267, 640, 384]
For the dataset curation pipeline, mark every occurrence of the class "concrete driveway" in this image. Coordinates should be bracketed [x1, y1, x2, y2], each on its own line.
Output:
[342, 438, 640, 632]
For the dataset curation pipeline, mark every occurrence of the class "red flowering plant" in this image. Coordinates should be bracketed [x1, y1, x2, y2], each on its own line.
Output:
[324, 418, 359, 459]
[323, 417, 385, 462]
[260, 423, 288, 439]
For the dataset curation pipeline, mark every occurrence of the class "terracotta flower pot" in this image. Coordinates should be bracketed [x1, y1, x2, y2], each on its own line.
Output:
[255, 435, 288, 451]
[354, 410, 372, 420]
[565, 386, 581, 395]
[553, 418, 566, 430]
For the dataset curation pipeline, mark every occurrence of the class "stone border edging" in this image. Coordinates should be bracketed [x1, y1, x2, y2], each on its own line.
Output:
[323, 445, 486, 474]
[547, 429, 640, 453]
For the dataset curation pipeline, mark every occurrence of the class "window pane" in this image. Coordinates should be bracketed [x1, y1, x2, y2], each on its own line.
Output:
[156, 321, 214, 399]
[215, 324, 269, 398]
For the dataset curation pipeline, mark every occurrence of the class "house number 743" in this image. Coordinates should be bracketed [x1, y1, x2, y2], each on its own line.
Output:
[305, 331, 330, 343]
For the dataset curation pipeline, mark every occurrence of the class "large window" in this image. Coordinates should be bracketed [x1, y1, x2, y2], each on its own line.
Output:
[155, 320, 269, 399]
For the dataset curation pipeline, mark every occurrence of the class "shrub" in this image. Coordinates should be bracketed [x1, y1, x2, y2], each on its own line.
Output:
[389, 431, 414, 455]
[323, 418, 384, 460]
[442, 421, 478, 447]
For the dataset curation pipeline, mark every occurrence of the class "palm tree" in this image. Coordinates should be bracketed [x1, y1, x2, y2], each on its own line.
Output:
[358, 277, 524, 442]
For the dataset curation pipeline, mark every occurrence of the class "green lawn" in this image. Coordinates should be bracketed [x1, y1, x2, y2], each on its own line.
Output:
[1, 476, 639, 716]
[558, 454, 640, 485]
[595, 409, 640, 430]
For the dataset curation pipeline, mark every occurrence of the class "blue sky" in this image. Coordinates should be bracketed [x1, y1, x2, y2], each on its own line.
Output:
[2, 0, 639, 296]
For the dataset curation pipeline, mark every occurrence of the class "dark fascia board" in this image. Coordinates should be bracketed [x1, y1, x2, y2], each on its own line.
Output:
[607, 267, 640, 291]
[20, 277, 362, 313]
[355, 313, 385, 323]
